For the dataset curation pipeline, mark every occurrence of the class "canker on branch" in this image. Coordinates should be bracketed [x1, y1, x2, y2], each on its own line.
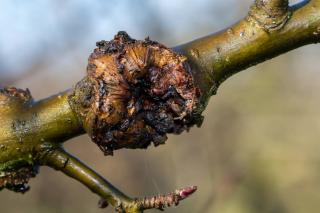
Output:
[69, 31, 203, 155]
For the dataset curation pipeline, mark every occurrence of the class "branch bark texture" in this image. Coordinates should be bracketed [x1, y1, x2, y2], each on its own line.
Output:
[175, 0, 320, 107]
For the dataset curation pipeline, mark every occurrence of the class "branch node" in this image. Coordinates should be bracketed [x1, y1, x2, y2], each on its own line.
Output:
[248, 0, 291, 32]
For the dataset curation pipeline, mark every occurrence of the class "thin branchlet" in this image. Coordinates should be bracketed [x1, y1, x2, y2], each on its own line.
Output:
[98, 186, 197, 212]
[138, 186, 197, 210]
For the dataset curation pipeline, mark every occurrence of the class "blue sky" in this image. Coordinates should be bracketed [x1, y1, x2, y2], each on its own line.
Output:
[0, 0, 247, 79]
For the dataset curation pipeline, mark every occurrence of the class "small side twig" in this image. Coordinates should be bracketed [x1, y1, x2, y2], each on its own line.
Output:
[39, 147, 197, 213]
[38, 148, 133, 209]
[137, 186, 197, 211]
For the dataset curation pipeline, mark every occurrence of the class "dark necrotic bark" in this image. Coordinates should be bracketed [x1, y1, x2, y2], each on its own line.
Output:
[0, 166, 38, 193]
[69, 31, 203, 155]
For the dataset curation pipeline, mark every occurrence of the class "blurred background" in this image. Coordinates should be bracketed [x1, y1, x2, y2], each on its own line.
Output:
[0, 0, 319, 212]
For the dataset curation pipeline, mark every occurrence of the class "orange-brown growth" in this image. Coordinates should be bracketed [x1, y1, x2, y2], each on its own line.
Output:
[69, 32, 202, 155]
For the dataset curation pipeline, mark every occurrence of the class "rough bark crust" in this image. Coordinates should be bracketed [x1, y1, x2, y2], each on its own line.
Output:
[0, 166, 38, 193]
[69, 32, 203, 155]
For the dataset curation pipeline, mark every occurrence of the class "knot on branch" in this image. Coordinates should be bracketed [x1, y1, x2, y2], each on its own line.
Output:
[248, 0, 291, 32]
[69, 31, 203, 155]
[0, 165, 38, 193]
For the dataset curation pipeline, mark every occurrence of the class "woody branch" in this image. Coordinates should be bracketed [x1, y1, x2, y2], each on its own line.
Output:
[0, 0, 319, 212]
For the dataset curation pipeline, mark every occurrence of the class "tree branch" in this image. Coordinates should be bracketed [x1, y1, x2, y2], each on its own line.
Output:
[0, 90, 83, 170]
[38, 148, 139, 212]
[1, 0, 320, 212]
[250, 0, 290, 31]
[39, 147, 196, 212]
[175, 0, 320, 106]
